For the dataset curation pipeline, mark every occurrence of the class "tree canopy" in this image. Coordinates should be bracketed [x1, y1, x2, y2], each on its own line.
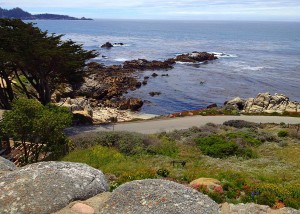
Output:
[0, 18, 98, 108]
[0, 98, 72, 164]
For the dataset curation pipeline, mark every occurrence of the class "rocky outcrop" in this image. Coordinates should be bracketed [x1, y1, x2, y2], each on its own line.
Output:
[123, 59, 174, 70]
[175, 52, 217, 63]
[190, 178, 222, 191]
[0, 156, 17, 173]
[149, 91, 161, 97]
[220, 202, 300, 214]
[105, 98, 144, 111]
[101, 42, 113, 48]
[207, 103, 218, 109]
[0, 161, 109, 214]
[54, 192, 112, 214]
[224, 97, 246, 110]
[225, 93, 300, 114]
[100, 179, 219, 214]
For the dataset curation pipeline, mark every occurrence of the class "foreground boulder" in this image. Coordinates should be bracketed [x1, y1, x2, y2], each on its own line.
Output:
[0, 161, 108, 214]
[225, 93, 300, 114]
[190, 177, 222, 191]
[100, 179, 219, 214]
[220, 202, 300, 214]
[0, 156, 17, 173]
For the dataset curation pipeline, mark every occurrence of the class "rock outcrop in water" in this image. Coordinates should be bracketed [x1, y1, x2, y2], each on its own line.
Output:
[225, 92, 300, 114]
[101, 42, 114, 48]
[123, 59, 175, 70]
[52, 51, 218, 123]
[175, 52, 217, 63]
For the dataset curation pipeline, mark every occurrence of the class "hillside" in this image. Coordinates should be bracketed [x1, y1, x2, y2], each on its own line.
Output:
[0, 7, 92, 20]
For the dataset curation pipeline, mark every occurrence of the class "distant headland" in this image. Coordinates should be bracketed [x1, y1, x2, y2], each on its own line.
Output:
[0, 7, 92, 20]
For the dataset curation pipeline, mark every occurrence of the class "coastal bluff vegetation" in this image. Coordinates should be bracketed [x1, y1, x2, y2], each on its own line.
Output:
[1, 19, 300, 213]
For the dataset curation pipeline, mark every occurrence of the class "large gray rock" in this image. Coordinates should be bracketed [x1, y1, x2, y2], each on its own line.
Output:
[226, 93, 300, 114]
[0, 156, 17, 171]
[100, 179, 219, 214]
[220, 202, 300, 214]
[0, 161, 109, 214]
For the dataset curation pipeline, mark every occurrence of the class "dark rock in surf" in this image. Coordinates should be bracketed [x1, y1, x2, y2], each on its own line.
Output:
[101, 42, 113, 48]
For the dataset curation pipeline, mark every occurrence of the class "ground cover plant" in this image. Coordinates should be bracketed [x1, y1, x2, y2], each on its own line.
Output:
[62, 121, 300, 209]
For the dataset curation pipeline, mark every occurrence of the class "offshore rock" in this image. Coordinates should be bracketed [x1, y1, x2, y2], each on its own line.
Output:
[175, 52, 217, 63]
[123, 59, 174, 70]
[0, 161, 108, 214]
[101, 42, 113, 48]
[100, 179, 219, 214]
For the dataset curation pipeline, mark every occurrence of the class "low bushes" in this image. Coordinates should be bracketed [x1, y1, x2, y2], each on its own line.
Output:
[69, 131, 154, 155]
[147, 136, 179, 157]
[223, 120, 258, 129]
[278, 130, 288, 138]
[195, 134, 257, 159]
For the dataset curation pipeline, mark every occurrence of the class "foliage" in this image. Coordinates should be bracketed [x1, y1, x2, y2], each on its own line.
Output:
[147, 136, 179, 157]
[196, 135, 238, 158]
[70, 131, 155, 155]
[223, 120, 258, 129]
[277, 130, 288, 138]
[0, 18, 97, 107]
[226, 132, 262, 146]
[63, 123, 300, 209]
[195, 135, 257, 159]
[0, 98, 72, 164]
[157, 168, 170, 177]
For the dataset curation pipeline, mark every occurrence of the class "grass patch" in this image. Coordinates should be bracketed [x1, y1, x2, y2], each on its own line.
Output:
[62, 122, 300, 208]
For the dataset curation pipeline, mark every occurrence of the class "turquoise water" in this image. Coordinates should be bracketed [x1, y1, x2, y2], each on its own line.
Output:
[33, 20, 300, 114]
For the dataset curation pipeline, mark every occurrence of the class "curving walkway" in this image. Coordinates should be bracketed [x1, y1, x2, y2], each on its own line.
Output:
[66, 115, 300, 136]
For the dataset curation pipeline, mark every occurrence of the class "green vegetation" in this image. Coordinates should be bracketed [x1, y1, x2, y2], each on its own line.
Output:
[0, 98, 72, 164]
[278, 130, 288, 138]
[62, 122, 300, 208]
[0, 18, 97, 109]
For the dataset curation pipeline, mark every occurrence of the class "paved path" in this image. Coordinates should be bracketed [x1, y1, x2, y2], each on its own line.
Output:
[66, 115, 300, 136]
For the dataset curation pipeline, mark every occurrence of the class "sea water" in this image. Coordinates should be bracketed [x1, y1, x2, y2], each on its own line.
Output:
[32, 20, 300, 115]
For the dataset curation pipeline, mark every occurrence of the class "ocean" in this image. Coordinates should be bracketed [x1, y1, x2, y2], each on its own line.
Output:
[32, 19, 300, 115]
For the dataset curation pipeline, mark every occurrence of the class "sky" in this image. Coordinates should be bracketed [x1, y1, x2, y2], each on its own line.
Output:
[1, 0, 300, 21]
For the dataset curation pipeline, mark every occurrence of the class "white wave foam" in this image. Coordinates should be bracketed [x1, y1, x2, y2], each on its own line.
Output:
[174, 53, 188, 56]
[241, 66, 264, 71]
[114, 58, 128, 62]
[175, 61, 204, 65]
[209, 52, 238, 58]
[113, 43, 130, 47]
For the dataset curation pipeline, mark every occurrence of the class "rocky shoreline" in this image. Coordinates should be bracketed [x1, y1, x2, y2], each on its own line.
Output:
[52, 51, 217, 124]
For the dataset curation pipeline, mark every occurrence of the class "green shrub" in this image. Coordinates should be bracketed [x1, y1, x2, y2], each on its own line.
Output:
[207, 191, 225, 204]
[226, 132, 262, 146]
[284, 198, 300, 209]
[157, 168, 170, 177]
[70, 131, 154, 155]
[195, 135, 256, 159]
[278, 130, 288, 138]
[223, 120, 258, 129]
[256, 191, 277, 207]
[147, 136, 178, 157]
[195, 135, 237, 158]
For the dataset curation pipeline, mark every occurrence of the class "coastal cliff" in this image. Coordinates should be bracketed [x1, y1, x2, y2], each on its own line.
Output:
[0, 7, 92, 20]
